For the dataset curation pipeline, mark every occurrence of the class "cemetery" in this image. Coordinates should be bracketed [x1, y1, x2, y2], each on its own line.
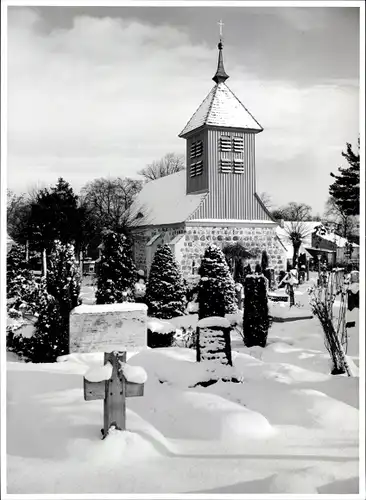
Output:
[6, 20, 360, 497]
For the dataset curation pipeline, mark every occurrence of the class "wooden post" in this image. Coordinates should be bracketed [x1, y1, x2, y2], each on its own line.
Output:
[79, 250, 83, 278]
[103, 351, 126, 435]
[196, 327, 201, 362]
[288, 284, 295, 307]
[25, 240, 29, 262]
[42, 248, 47, 277]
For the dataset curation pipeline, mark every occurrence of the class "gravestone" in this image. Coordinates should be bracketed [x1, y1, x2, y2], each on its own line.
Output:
[69, 303, 148, 353]
[69, 303, 148, 438]
[196, 316, 232, 366]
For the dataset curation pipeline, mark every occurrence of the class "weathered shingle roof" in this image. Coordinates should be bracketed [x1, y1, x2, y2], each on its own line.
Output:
[130, 171, 207, 226]
[179, 82, 263, 137]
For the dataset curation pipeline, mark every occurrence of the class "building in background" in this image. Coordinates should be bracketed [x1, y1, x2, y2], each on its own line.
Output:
[276, 221, 360, 268]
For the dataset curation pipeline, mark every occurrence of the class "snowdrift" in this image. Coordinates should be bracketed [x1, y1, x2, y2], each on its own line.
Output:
[6, 316, 359, 494]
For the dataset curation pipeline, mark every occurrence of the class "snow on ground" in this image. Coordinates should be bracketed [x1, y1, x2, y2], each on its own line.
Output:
[7, 307, 359, 494]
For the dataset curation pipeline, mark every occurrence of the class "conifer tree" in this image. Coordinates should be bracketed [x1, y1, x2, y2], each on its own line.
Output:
[96, 231, 136, 304]
[145, 244, 186, 319]
[261, 250, 272, 289]
[47, 241, 81, 314]
[243, 272, 270, 348]
[7, 243, 33, 304]
[329, 141, 360, 216]
[197, 244, 237, 320]
[233, 257, 245, 284]
[26, 178, 82, 252]
[24, 241, 81, 362]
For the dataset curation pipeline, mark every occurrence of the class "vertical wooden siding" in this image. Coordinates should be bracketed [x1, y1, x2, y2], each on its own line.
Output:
[191, 128, 271, 221]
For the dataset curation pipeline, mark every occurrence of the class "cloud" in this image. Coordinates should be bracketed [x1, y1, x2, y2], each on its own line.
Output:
[7, 8, 359, 214]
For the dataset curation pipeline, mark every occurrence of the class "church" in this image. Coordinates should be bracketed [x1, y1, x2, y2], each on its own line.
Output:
[131, 36, 287, 279]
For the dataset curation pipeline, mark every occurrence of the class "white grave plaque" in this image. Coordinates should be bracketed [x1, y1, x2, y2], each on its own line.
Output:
[69, 303, 148, 353]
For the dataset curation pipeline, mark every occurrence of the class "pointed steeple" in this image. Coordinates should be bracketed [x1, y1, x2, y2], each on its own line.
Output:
[212, 37, 229, 84]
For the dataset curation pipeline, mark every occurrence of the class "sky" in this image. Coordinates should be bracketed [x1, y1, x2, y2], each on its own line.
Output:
[6, 3, 360, 214]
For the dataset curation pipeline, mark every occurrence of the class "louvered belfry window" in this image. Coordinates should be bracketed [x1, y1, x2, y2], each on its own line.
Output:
[190, 140, 203, 159]
[233, 158, 244, 173]
[219, 134, 245, 174]
[190, 138, 203, 177]
[190, 160, 203, 177]
[220, 158, 232, 173]
[220, 136, 232, 152]
[233, 137, 244, 153]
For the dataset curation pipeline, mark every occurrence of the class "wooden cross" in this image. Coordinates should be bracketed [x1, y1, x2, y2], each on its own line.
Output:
[218, 19, 224, 39]
[83, 351, 145, 439]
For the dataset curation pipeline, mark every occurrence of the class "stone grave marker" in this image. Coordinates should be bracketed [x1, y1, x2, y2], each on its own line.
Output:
[69, 303, 148, 353]
[69, 303, 148, 438]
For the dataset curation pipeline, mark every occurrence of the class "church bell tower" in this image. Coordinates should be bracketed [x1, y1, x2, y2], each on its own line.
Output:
[178, 26, 271, 222]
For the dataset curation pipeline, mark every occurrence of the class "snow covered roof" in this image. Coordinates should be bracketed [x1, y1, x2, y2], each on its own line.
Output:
[319, 232, 359, 248]
[179, 82, 263, 137]
[130, 171, 207, 226]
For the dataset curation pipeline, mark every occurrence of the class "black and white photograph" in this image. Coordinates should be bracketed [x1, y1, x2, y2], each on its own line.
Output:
[2, 0, 364, 496]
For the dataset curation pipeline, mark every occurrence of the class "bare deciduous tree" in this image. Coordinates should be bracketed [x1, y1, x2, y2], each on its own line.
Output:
[138, 153, 185, 182]
[80, 177, 143, 235]
[258, 192, 273, 210]
[7, 189, 31, 243]
[275, 202, 313, 267]
[284, 220, 313, 268]
[324, 196, 358, 242]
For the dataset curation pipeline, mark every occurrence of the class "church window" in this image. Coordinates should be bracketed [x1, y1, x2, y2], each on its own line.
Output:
[190, 160, 203, 177]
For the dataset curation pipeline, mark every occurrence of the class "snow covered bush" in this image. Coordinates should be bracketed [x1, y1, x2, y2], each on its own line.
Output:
[7, 243, 34, 307]
[21, 291, 67, 363]
[6, 276, 47, 354]
[147, 318, 176, 348]
[96, 231, 136, 304]
[197, 244, 237, 320]
[145, 244, 186, 319]
[308, 282, 351, 376]
[47, 241, 81, 313]
[6, 244, 48, 356]
[243, 264, 252, 280]
[243, 273, 270, 348]
[174, 326, 197, 349]
[134, 279, 146, 302]
[12, 242, 82, 363]
[196, 317, 233, 366]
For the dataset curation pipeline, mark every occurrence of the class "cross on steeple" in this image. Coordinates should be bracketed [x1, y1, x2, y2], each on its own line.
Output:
[218, 19, 224, 40]
[213, 20, 229, 84]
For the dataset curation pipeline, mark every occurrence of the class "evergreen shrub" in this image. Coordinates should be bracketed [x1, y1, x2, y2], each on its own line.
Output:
[197, 245, 237, 320]
[145, 244, 186, 319]
[243, 273, 270, 348]
[96, 231, 136, 304]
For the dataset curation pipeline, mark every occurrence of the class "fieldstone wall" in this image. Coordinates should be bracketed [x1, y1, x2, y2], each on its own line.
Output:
[132, 223, 286, 279]
[133, 232, 150, 272]
[181, 225, 286, 277]
[132, 224, 185, 274]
